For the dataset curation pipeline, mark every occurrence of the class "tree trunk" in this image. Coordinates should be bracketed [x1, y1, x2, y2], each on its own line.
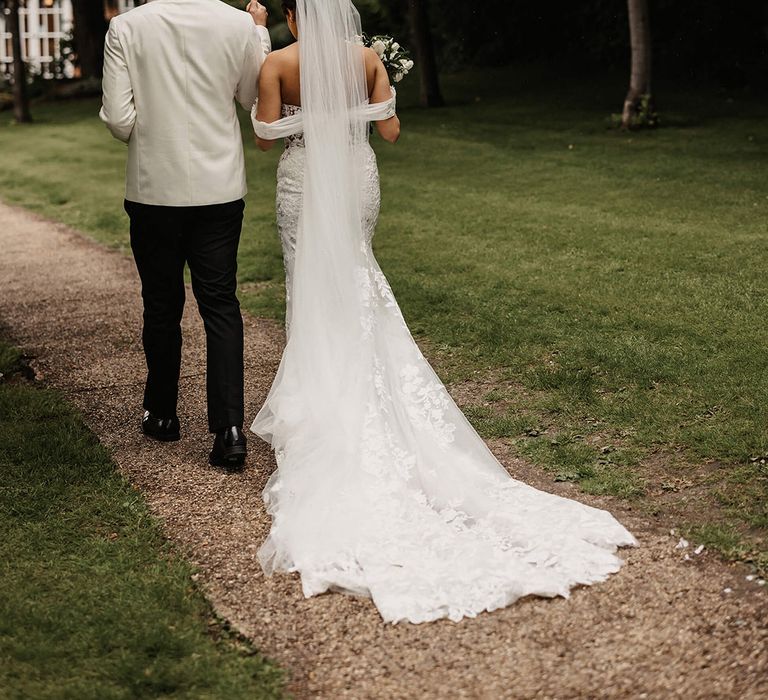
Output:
[621, 0, 653, 128]
[407, 0, 444, 107]
[7, 0, 32, 123]
[71, 0, 109, 79]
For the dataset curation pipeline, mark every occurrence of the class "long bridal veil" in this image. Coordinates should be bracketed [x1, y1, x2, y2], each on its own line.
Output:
[251, 0, 637, 624]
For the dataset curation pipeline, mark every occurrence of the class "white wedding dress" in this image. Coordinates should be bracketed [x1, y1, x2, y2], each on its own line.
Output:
[250, 0, 636, 624]
[271, 103, 381, 333]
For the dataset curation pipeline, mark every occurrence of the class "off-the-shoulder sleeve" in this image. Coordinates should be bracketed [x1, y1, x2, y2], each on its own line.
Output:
[250, 87, 396, 140]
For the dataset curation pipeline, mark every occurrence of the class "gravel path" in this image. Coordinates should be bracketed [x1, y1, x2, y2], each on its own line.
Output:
[1, 200, 766, 699]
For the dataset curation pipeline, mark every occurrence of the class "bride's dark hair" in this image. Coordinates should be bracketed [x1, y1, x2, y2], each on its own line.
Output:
[281, 0, 297, 17]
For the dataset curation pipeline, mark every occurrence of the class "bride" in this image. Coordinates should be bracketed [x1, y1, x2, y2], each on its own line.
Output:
[250, 0, 636, 624]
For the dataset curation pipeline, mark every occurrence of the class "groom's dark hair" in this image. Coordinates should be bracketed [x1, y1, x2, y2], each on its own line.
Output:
[281, 0, 296, 16]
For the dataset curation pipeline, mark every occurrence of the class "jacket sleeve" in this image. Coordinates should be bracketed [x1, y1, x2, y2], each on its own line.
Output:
[236, 24, 272, 112]
[99, 19, 136, 144]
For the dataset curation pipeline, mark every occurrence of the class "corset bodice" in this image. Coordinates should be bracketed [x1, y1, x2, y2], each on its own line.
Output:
[281, 104, 304, 149]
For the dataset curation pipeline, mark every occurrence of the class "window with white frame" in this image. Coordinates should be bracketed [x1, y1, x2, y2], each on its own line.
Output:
[0, 0, 148, 82]
[0, 0, 74, 80]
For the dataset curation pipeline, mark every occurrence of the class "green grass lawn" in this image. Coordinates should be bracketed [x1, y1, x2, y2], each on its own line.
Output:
[0, 343, 284, 698]
[1, 66, 767, 570]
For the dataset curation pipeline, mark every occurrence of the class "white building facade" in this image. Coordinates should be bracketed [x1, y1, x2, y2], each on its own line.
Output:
[0, 0, 144, 80]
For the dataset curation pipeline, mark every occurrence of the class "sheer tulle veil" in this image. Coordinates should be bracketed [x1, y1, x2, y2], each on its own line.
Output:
[282, 0, 368, 413]
[251, 0, 385, 572]
[251, 0, 637, 624]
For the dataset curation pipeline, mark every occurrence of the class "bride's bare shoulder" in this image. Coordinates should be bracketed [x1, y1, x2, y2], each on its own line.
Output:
[360, 46, 382, 67]
[361, 47, 387, 93]
[361, 46, 385, 74]
[267, 43, 300, 66]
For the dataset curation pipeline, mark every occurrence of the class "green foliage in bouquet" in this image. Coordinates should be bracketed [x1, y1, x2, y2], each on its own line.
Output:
[362, 34, 414, 84]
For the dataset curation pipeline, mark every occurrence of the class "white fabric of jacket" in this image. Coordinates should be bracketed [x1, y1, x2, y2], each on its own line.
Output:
[99, 0, 271, 206]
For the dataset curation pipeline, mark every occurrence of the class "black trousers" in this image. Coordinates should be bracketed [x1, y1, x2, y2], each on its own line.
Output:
[126, 198, 245, 432]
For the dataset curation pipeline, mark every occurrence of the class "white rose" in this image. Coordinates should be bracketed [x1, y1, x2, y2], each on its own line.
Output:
[371, 40, 385, 57]
[394, 72, 403, 83]
[405, 59, 414, 70]
[391, 42, 400, 51]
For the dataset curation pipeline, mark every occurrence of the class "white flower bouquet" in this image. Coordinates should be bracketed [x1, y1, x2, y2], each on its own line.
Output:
[363, 34, 414, 84]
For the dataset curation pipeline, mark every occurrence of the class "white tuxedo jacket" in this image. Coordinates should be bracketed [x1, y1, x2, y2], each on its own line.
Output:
[100, 0, 271, 206]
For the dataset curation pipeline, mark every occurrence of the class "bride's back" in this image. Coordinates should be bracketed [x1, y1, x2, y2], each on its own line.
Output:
[255, 37, 399, 149]
[269, 42, 381, 107]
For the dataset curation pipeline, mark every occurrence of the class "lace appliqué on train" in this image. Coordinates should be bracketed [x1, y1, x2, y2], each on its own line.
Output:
[255, 100, 638, 625]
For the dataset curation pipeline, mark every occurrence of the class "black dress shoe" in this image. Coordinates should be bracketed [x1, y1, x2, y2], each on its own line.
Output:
[210, 426, 247, 471]
[142, 411, 181, 442]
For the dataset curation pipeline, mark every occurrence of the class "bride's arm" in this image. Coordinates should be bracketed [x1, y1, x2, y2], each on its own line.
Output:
[366, 49, 400, 144]
[255, 55, 282, 152]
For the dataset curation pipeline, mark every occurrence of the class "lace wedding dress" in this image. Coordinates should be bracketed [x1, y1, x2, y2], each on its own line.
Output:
[250, 0, 636, 624]
[272, 103, 381, 333]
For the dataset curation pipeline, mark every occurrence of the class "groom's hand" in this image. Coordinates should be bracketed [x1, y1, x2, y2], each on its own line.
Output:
[246, 1, 268, 27]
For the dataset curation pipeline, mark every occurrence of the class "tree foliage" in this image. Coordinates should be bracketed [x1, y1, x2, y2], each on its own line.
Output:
[358, 0, 768, 88]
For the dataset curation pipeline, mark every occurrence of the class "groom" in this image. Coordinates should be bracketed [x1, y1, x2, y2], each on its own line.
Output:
[99, 0, 270, 470]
